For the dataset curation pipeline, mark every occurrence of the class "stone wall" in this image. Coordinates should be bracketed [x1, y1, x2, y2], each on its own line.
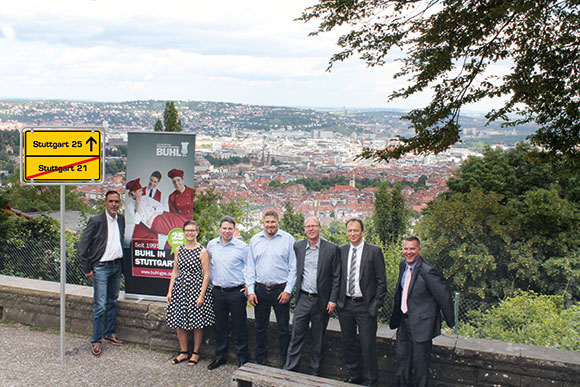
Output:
[1, 275, 579, 386]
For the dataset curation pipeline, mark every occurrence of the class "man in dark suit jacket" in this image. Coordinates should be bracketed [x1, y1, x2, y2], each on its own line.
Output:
[390, 236, 454, 387]
[337, 218, 387, 386]
[284, 217, 341, 376]
[79, 191, 126, 358]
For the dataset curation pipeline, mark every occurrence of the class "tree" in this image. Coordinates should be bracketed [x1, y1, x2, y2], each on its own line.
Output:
[280, 202, 305, 239]
[373, 183, 409, 245]
[154, 119, 163, 132]
[300, 1, 580, 162]
[163, 101, 183, 132]
[416, 145, 580, 301]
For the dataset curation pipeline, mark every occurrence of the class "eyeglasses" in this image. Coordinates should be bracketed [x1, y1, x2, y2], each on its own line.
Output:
[184, 229, 197, 233]
[304, 225, 320, 229]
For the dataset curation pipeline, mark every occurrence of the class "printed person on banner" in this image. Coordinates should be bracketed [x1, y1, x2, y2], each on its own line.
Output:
[167, 169, 195, 219]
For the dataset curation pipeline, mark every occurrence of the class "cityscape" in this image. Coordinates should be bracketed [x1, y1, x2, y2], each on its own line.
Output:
[0, 99, 534, 226]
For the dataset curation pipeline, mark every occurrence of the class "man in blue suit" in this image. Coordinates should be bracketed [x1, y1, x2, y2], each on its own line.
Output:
[390, 236, 454, 387]
[79, 190, 125, 357]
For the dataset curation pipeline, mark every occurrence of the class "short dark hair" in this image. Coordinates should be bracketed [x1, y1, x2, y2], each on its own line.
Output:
[263, 210, 279, 221]
[150, 170, 162, 180]
[219, 216, 236, 227]
[105, 190, 120, 199]
[183, 220, 198, 230]
[403, 235, 421, 248]
[345, 217, 364, 231]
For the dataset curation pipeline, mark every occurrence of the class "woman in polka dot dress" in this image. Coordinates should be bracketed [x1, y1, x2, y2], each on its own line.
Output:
[166, 220, 215, 365]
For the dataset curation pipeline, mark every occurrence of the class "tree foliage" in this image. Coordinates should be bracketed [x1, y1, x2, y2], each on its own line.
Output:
[373, 183, 409, 245]
[163, 101, 183, 132]
[460, 291, 580, 351]
[154, 118, 164, 132]
[300, 0, 580, 162]
[416, 144, 580, 301]
[280, 202, 306, 239]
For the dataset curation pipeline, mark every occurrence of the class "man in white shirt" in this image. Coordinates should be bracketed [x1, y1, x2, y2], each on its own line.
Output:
[79, 191, 126, 358]
[336, 218, 387, 387]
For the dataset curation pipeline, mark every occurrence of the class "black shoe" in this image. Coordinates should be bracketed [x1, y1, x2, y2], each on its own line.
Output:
[344, 377, 362, 384]
[207, 358, 226, 370]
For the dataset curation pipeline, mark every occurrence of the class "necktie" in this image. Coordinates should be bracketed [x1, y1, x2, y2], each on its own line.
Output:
[149, 190, 153, 197]
[401, 266, 412, 314]
[348, 247, 357, 296]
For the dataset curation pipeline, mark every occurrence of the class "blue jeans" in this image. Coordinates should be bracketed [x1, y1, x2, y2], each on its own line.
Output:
[92, 259, 122, 344]
[254, 286, 291, 365]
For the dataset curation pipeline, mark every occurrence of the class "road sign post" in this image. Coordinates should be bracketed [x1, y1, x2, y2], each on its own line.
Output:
[20, 127, 105, 364]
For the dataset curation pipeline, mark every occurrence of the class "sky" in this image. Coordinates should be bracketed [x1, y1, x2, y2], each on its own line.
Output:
[0, 0, 501, 110]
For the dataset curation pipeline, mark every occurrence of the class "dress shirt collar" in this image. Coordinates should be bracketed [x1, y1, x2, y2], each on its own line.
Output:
[306, 239, 320, 251]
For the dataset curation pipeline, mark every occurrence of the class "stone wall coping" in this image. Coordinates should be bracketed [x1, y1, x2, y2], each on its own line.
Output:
[2, 275, 579, 369]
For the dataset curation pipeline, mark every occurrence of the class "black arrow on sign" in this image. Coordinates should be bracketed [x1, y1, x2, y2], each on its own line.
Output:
[86, 137, 97, 152]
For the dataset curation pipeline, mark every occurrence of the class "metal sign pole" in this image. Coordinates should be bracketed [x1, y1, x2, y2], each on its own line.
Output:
[60, 184, 66, 363]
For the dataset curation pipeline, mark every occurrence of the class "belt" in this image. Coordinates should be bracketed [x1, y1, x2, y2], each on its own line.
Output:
[213, 284, 244, 292]
[98, 258, 122, 265]
[346, 296, 364, 302]
[256, 282, 286, 290]
[300, 290, 318, 297]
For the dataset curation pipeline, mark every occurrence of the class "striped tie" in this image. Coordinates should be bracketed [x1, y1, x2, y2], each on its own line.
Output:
[348, 247, 357, 295]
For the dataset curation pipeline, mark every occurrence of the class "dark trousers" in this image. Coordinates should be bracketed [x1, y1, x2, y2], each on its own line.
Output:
[338, 298, 378, 386]
[284, 293, 330, 375]
[395, 315, 432, 387]
[254, 286, 291, 365]
[212, 286, 249, 364]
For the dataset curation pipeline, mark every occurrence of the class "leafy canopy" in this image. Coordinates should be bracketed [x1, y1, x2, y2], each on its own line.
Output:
[416, 144, 580, 301]
[300, 1, 580, 162]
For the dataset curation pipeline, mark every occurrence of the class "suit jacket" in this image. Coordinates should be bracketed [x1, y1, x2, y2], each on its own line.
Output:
[79, 212, 125, 274]
[389, 257, 454, 342]
[294, 238, 341, 311]
[337, 242, 387, 317]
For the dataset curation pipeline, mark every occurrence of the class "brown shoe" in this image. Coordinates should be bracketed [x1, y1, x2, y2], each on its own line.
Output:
[103, 334, 123, 346]
[91, 343, 102, 357]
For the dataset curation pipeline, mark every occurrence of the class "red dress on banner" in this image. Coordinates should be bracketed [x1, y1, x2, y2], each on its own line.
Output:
[168, 186, 195, 219]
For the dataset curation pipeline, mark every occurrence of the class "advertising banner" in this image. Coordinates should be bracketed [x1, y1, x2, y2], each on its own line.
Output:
[124, 132, 195, 299]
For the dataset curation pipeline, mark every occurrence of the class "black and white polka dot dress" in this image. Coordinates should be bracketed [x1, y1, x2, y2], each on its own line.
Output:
[166, 245, 215, 329]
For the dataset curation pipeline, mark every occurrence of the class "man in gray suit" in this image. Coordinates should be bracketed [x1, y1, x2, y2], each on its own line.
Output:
[390, 236, 454, 387]
[283, 217, 341, 376]
[337, 218, 387, 386]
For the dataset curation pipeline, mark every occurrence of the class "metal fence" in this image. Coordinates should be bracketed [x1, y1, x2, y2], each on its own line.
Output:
[4, 238, 577, 351]
[1, 238, 488, 329]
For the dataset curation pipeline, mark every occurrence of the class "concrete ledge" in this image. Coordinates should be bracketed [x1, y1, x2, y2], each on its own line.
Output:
[1, 275, 579, 386]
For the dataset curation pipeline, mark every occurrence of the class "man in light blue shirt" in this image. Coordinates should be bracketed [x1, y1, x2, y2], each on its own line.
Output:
[206, 216, 250, 370]
[247, 209, 297, 365]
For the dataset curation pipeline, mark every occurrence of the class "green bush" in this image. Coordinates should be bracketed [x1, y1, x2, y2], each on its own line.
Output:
[459, 290, 580, 351]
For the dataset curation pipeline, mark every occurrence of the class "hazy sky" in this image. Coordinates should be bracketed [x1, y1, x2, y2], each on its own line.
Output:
[1, 0, 496, 110]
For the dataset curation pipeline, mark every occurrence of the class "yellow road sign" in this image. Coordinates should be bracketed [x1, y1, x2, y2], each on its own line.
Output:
[22, 128, 104, 184]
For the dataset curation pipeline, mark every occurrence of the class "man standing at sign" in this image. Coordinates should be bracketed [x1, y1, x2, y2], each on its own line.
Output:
[206, 216, 250, 370]
[246, 210, 297, 366]
[79, 191, 125, 357]
[167, 168, 194, 219]
[337, 218, 387, 386]
[283, 216, 340, 376]
[390, 236, 454, 387]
